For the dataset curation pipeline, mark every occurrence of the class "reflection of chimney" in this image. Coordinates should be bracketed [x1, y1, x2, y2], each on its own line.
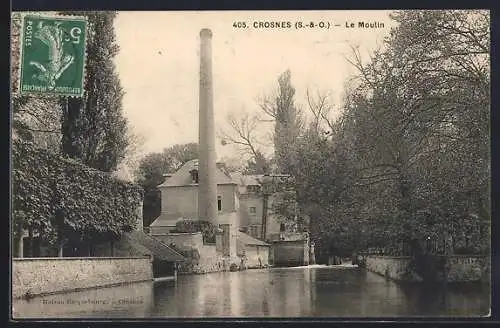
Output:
[198, 28, 218, 225]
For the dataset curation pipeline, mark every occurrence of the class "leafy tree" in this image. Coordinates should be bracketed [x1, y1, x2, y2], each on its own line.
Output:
[13, 140, 142, 257]
[259, 70, 304, 174]
[11, 13, 62, 150]
[276, 10, 490, 261]
[59, 11, 129, 172]
[308, 10, 491, 258]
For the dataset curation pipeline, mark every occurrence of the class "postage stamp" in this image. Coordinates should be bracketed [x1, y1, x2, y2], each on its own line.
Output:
[19, 14, 87, 97]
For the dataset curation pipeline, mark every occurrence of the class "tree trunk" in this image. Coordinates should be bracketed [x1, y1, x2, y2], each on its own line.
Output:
[27, 226, 33, 257]
[17, 236, 24, 258]
[261, 194, 269, 240]
[58, 242, 64, 257]
[16, 225, 24, 258]
[110, 240, 115, 256]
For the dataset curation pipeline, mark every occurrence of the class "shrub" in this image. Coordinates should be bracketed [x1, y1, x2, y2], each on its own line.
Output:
[172, 219, 218, 244]
[12, 139, 143, 244]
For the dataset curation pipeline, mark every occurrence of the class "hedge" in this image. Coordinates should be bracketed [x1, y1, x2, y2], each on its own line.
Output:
[171, 219, 218, 244]
[12, 139, 143, 244]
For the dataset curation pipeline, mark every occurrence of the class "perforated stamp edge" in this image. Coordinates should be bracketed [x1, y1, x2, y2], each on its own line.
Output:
[15, 12, 89, 98]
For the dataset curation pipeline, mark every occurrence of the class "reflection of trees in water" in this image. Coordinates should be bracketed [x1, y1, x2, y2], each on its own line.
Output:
[399, 281, 490, 316]
[261, 287, 270, 315]
[147, 269, 489, 317]
[400, 283, 447, 315]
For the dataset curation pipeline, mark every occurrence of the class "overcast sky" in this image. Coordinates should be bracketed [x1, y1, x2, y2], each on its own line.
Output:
[113, 11, 397, 162]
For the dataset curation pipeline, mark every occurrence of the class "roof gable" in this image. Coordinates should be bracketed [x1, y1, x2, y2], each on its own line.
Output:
[237, 231, 270, 246]
[158, 159, 237, 187]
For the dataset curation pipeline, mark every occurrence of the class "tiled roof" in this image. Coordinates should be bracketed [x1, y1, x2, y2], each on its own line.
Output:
[237, 231, 270, 246]
[123, 231, 185, 262]
[149, 214, 186, 227]
[158, 159, 236, 187]
[232, 173, 264, 194]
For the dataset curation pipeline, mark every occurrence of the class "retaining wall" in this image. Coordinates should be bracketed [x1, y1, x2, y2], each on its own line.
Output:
[365, 255, 490, 283]
[12, 257, 153, 299]
[271, 240, 309, 267]
[154, 233, 232, 274]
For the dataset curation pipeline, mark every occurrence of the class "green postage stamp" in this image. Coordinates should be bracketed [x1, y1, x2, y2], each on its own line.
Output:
[19, 14, 87, 97]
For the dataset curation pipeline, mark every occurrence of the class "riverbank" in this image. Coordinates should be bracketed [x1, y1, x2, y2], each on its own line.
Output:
[364, 255, 490, 284]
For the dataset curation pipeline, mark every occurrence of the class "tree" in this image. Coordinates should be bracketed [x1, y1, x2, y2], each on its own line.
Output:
[113, 127, 146, 181]
[259, 70, 304, 174]
[59, 11, 129, 172]
[275, 10, 490, 261]
[218, 110, 272, 174]
[11, 13, 63, 150]
[336, 9, 490, 254]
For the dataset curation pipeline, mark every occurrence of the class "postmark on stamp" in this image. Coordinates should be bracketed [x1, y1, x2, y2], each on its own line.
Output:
[19, 14, 87, 97]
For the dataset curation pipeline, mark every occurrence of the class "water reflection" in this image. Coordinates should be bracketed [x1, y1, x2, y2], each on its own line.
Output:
[13, 266, 490, 318]
[13, 281, 155, 318]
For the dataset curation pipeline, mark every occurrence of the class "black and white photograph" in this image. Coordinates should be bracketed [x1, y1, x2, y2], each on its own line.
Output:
[10, 9, 491, 319]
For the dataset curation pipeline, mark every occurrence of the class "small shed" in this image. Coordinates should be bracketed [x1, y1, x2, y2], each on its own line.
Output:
[236, 231, 270, 269]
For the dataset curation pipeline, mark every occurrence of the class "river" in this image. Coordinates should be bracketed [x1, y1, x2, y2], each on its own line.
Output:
[12, 265, 490, 318]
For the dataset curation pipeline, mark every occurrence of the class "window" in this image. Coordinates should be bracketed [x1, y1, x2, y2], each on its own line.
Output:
[190, 170, 199, 183]
[249, 206, 256, 214]
[217, 196, 222, 211]
[247, 185, 261, 193]
[280, 223, 286, 232]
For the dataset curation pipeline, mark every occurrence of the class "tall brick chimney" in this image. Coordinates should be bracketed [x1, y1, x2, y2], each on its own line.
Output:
[198, 28, 218, 225]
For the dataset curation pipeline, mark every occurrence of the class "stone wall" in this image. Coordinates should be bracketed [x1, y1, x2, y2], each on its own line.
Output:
[446, 255, 490, 283]
[13, 281, 154, 319]
[364, 256, 420, 282]
[12, 257, 153, 299]
[271, 240, 309, 267]
[365, 255, 490, 283]
[154, 232, 234, 274]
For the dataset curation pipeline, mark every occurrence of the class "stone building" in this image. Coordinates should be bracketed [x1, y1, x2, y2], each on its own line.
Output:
[148, 161, 314, 269]
[233, 173, 282, 241]
[148, 160, 274, 271]
[151, 160, 239, 235]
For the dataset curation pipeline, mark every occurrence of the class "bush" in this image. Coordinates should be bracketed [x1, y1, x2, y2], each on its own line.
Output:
[12, 139, 143, 243]
[172, 219, 218, 244]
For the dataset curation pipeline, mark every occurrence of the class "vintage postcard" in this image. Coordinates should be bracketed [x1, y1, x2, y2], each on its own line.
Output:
[11, 10, 491, 319]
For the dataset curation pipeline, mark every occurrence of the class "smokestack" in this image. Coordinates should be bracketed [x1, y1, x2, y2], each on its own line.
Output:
[198, 28, 218, 225]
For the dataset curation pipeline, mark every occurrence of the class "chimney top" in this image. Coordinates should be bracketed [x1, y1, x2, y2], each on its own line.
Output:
[200, 28, 213, 38]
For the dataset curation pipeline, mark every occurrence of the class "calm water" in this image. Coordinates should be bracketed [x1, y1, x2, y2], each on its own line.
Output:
[13, 265, 490, 318]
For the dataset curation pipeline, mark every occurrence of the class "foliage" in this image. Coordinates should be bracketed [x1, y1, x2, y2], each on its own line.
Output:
[171, 219, 218, 244]
[59, 11, 129, 172]
[12, 11, 132, 173]
[136, 143, 198, 189]
[282, 10, 490, 257]
[260, 70, 304, 174]
[12, 139, 143, 244]
[11, 14, 62, 150]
